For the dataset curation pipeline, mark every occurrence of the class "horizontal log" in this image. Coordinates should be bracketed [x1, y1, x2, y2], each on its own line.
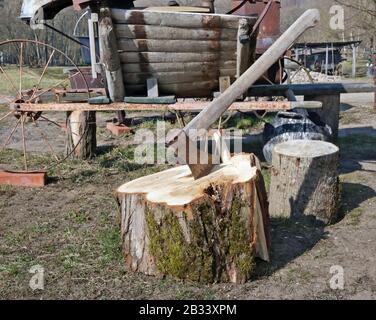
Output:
[119, 52, 237, 63]
[111, 9, 257, 29]
[114, 24, 238, 41]
[248, 83, 376, 97]
[15, 101, 322, 112]
[122, 70, 236, 85]
[121, 61, 236, 73]
[117, 39, 236, 52]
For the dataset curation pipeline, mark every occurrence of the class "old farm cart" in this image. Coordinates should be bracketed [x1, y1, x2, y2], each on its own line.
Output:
[0, 0, 375, 186]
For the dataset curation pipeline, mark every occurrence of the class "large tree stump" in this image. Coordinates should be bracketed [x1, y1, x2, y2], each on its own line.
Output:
[117, 154, 270, 284]
[269, 140, 340, 224]
[66, 111, 97, 159]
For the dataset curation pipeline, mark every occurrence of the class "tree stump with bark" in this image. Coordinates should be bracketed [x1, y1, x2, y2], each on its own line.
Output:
[117, 154, 270, 284]
[66, 111, 97, 159]
[269, 140, 340, 224]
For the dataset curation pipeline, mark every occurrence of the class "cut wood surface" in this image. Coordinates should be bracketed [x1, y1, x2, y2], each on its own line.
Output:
[269, 140, 340, 225]
[117, 154, 270, 283]
[112, 9, 257, 29]
[114, 24, 238, 40]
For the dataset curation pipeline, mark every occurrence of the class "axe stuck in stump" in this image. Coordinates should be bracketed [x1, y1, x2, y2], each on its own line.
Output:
[117, 9, 321, 284]
[168, 9, 321, 179]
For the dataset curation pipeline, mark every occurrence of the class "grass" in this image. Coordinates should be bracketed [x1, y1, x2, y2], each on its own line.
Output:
[0, 66, 68, 97]
[345, 208, 363, 226]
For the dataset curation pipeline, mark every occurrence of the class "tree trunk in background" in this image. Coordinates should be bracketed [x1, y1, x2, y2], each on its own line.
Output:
[66, 111, 97, 160]
[269, 140, 340, 225]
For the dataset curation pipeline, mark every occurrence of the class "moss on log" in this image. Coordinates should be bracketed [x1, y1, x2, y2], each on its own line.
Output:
[117, 154, 270, 284]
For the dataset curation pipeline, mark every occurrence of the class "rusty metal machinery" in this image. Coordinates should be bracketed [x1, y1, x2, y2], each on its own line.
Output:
[0, 39, 91, 173]
[231, 0, 284, 84]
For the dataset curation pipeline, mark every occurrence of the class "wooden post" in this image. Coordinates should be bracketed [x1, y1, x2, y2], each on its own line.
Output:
[374, 51, 376, 111]
[117, 154, 270, 284]
[304, 94, 341, 142]
[269, 140, 340, 225]
[67, 110, 97, 159]
[325, 44, 329, 75]
[352, 44, 357, 78]
[236, 18, 251, 79]
[98, 5, 126, 124]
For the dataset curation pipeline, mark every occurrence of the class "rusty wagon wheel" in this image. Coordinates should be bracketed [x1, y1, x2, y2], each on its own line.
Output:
[0, 39, 93, 174]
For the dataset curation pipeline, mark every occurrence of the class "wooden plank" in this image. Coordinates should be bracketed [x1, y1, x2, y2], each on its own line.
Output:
[248, 83, 376, 97]
[219, 76, 231, 93]
[121, 61, 236, 73]
[114, 24, 238, 40]
[16, 101, 322, 112]
[143, 6, 212, 13]
[117, 39, 236, 52]
[119, 52, 237, 63]
[111, 9, 257, 29]
[122, 70, 236, 85]
[147, 78, 159, 98]
[124, 96, 177, 104]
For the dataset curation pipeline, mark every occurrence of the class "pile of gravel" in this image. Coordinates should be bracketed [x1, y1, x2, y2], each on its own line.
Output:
[290, 70, 342, 83]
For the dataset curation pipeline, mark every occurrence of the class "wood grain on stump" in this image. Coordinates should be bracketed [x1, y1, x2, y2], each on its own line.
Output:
[117, 154, 270, 284]
[269, 140, 340, 224]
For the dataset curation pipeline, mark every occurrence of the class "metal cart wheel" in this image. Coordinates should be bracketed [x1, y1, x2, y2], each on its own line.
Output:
[0, 39, 90, 172]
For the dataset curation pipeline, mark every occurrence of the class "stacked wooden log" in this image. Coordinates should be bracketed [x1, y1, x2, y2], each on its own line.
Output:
[111, 9, 257, 97]
[117, 154, 270, 284]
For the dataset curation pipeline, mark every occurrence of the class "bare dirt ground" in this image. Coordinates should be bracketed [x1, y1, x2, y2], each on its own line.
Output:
[0, 98, 375, 300]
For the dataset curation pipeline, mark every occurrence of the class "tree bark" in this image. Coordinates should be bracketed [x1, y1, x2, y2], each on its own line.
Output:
[117, 154, 270, 284]
[269, 140, 340, 225]
[66, 111, 97, 160]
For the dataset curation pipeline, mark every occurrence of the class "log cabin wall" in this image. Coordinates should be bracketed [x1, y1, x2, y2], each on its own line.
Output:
[111, 9, 257, 98]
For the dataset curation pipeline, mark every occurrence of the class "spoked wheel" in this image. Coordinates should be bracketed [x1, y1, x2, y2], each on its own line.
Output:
[0, 39, 91, 173]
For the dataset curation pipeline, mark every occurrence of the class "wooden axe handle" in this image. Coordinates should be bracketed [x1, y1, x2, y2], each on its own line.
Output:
[184, 9, 320, 133]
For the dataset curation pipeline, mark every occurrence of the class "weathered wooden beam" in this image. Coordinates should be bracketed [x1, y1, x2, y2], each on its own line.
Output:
[305, 94, 341, 142]
[143, 6, 212, 13]
[114, 24, 238, 40]
[248, 83, 376, 97]
[111, 9, 257, 29]
[16, 101, 322, 112]
[121, 61, 236, 73]
[236, 18, 251, 79]
[119, 52, 237, 63]
[117, 39, 236, 52]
